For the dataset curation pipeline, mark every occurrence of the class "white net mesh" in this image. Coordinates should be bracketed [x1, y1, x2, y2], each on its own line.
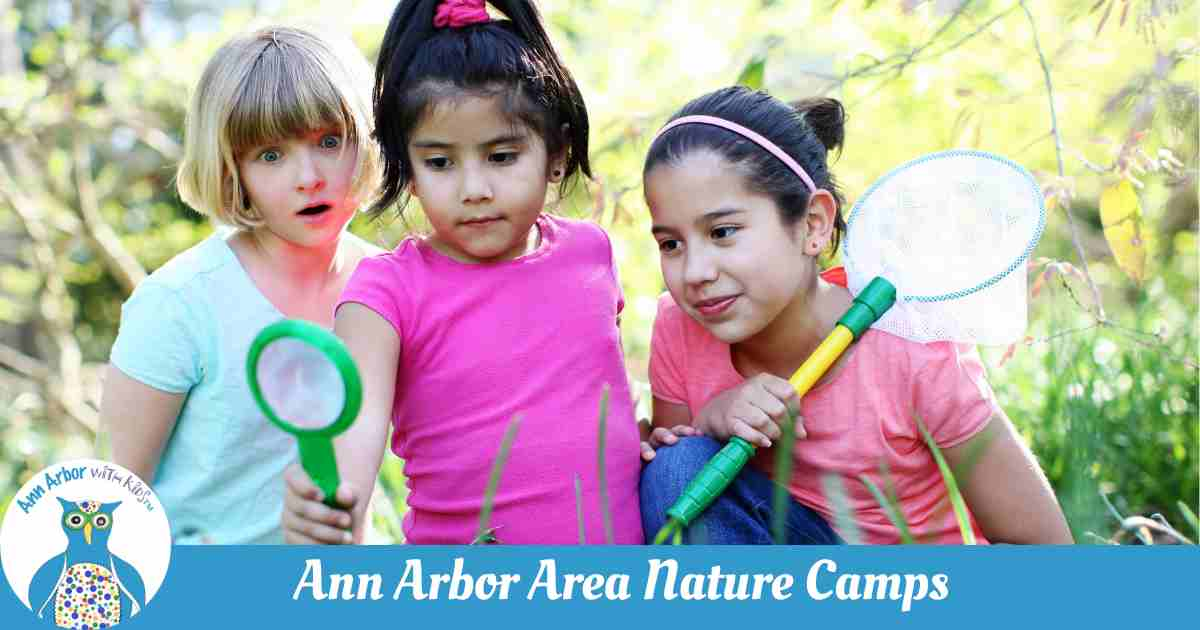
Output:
[256, 337, 346, 430]
[842, 150, 1045, 345]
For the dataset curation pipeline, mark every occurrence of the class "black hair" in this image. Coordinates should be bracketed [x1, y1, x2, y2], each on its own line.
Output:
[371, 0, 590, 216]
[644, 86, 848, 253]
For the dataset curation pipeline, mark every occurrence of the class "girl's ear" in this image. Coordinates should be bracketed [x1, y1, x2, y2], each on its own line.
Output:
[548, 123, 570, 183]
[801, 190, 838, 256]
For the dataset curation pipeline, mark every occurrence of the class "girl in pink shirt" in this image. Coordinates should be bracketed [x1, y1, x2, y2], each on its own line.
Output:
[280, 0, 642, 544]
[639, 86, 1072, 544]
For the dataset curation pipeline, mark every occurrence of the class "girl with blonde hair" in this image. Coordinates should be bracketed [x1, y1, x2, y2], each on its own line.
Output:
[100, 25, 383, 544]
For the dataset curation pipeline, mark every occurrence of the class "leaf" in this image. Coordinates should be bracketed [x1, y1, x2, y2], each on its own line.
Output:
[1099, 180, 1147, 285]
[736, 54, 766, 90]
[1178, 501, 1199, 539]
[476, 414, 521, 543]
[595, 385, 615, 544]
[916, 416, 976, 544]
[859, 474, 915, 543]
[821, 473, 863, 544]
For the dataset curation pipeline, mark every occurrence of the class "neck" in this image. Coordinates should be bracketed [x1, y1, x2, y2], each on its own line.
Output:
[732, 276, 851, 379]
[240, 230, 350, 291]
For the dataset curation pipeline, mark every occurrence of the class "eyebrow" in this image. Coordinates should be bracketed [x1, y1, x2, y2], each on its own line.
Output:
[410, 133, 528, 150]
[651, 208, 746, 235]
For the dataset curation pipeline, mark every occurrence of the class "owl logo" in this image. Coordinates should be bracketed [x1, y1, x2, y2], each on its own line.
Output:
[27, 498, 147, 628]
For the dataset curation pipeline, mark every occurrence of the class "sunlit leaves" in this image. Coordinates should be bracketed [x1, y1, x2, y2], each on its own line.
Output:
[1099, 179, 1147, 285]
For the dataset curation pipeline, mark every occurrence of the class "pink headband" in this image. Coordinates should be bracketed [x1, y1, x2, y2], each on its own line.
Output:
[651, 115, 818, 194]
[434, 0, 491, 28]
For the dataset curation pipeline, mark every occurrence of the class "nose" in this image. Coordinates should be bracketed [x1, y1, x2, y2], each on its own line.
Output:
[294, 148, 326, 194]
[682, 245, 718, 287]
[460, 163, 493, 205]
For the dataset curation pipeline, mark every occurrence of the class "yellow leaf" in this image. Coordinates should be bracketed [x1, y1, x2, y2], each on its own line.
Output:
[1099, 180, 1146, 285]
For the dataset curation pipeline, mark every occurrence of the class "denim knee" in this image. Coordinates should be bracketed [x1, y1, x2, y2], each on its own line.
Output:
[640, 436, 723, 533]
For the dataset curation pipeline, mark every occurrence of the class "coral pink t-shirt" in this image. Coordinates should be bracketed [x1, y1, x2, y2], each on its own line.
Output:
[339, 215, 642, 544]
[649, 269, 996, 544]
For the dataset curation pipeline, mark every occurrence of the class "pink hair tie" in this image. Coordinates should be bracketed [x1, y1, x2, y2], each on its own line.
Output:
[434, 0, 490, 28]
[652, 115, 818, 194]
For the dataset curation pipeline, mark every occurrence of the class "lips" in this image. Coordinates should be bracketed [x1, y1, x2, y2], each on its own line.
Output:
[693, 295, 739, 317]
[298, 203, 332, 216]
[461, 216, 504, 227]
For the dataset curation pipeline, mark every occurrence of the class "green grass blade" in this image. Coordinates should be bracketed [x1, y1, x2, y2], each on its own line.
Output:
[653, 519, 678, 545]
[821, 473, 862, 544]
[574, 473, 586, 545]
[476, 414, 521, 544]
[915, 416, 976, 545]
[736, 54, 766, 90]
[1176, 501, 1198, 540]
[771, 408, 798, 544]
[596, 385, 615, 544]
[859, 474, 915, 544]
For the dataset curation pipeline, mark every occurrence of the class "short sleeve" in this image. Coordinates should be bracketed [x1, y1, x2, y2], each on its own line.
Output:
[911, 342, 999, 448]
[648, 294, 688, 406]
[337, 254, 409, 339]
[110, 282, 202, 394]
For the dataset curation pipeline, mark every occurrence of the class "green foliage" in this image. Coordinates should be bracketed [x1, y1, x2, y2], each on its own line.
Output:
[1, 0, 1195, 545]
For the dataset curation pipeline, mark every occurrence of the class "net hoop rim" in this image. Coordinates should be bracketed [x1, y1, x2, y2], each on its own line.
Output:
[840, 149, 1046, 303]
[246, 318, 362, 437]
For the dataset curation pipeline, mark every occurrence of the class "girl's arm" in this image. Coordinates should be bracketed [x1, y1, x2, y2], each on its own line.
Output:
[282, 302, 397, 544]
[640, 397, 697, 462]
[943, 414, 1074, 544]
[102, 365, 185, 483]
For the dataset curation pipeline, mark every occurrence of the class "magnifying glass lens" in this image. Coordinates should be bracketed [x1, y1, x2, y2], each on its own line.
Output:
[256, 337, 345, 431]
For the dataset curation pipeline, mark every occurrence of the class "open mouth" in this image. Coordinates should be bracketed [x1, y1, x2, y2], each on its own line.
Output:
[298, 203, 332, 216]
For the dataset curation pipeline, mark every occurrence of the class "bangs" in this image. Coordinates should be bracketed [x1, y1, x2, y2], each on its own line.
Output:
[226, 42, 356, 154]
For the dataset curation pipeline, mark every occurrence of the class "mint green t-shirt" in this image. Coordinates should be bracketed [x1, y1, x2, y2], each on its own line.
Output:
[110, 233, 296, 544]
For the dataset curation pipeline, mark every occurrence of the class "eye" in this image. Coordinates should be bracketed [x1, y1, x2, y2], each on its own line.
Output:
[319, 134, 341, 150]
[711, 225, 739, 240]
[489, 151, 517, 165]
[424, 156, 451, 170]
[657, 239, 681, 254]
[65, 513, 86, 529]
[258, 149, 282, 163]
[93, 514, 111, 529]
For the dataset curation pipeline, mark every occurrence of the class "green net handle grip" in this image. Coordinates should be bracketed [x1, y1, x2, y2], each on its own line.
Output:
[658, 277, 897, 531]
[298, 435, 342, 508]
[665, 437, 755, 526]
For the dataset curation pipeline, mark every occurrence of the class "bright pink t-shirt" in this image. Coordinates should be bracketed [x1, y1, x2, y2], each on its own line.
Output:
[339, 215, 643, 544]
[649, 269, 996, 544]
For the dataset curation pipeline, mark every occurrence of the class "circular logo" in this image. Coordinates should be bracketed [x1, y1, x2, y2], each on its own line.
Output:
[1, 459, 171, 627]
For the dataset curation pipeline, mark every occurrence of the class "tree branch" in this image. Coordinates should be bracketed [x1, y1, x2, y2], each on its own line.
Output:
[73, 137, 148, 295]
[1019, 0, 1108, 322]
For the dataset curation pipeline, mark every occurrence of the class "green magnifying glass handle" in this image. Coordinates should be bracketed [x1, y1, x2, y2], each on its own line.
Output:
[297, 435, 342, 508]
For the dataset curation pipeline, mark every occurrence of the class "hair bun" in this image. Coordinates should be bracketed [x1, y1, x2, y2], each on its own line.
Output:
[790, 97, 845, 154]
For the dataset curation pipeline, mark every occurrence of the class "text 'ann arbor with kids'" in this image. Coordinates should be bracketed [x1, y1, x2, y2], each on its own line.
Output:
[292, 558, 950, 612]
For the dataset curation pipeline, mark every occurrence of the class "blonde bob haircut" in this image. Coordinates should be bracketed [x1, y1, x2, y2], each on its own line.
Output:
[176, 25, 381, 229]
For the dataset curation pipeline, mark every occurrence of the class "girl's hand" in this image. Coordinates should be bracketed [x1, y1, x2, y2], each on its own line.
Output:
[640, 424, 699, 462]
[695, 373, 805, 448]
[282, 463, 358, 544]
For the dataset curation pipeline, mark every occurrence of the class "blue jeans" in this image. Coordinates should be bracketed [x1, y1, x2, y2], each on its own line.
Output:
[640, 436, 842, 545]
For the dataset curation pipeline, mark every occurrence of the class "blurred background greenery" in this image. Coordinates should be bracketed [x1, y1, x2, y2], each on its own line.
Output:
[0, 0, 1195, 544]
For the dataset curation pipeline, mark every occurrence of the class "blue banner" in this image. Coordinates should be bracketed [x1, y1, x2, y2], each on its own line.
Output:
[2, 546, 1196, 628]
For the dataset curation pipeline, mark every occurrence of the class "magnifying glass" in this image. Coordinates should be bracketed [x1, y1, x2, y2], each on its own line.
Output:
[246, 319, 361, 508]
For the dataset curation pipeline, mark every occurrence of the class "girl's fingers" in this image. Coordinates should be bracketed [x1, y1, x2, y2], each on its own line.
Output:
[284, 512, 353, 544]
[640, 441, 657, 462]
[650, 427, 681, 447]
[283, 464, 322, 501]
[731, 418, 772, 448]
[671, 424, 698, 437]
[738, 404, 783, 442]
[286, 489, 352, 529]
